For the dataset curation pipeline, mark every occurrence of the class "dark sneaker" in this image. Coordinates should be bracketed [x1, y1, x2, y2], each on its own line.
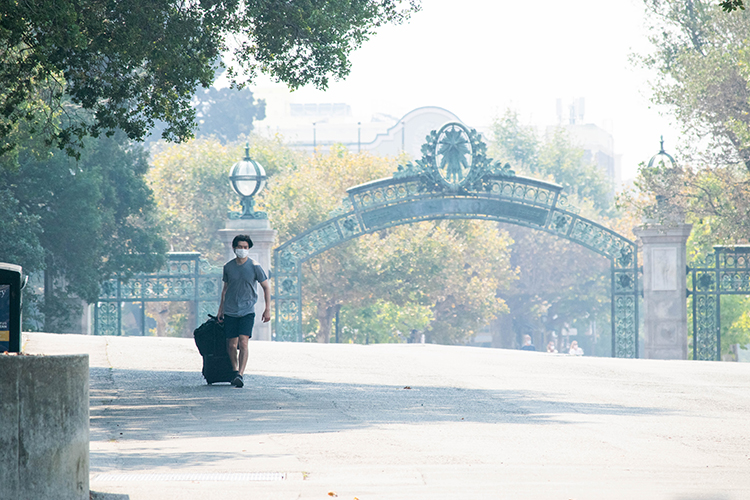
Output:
[231, 374, 244, 388]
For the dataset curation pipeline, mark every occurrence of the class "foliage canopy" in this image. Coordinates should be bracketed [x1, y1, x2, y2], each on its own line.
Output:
[148, 134, 300, 263]
[624, 1, 750, 249]
[0, 0, 419, 155]
[0, 127, 166, 330]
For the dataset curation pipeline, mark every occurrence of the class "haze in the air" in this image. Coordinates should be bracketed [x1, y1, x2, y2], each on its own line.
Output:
[246, 0, 676, 186]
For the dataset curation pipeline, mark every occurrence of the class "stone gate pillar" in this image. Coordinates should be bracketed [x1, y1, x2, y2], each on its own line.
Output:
[633, 223, 692, 359]
[218, 219, 277, 341]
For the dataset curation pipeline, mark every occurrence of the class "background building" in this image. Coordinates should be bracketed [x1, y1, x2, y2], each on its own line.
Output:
[252, 87, 462, 160]
[550, 98, 622, 188]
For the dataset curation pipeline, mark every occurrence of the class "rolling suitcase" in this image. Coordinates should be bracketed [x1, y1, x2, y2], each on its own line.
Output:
[201, 353, 235, 385]
[194, 315, 234, 384]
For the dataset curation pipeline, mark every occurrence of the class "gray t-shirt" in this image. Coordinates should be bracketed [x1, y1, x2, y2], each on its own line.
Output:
[222, 258, 268, 317]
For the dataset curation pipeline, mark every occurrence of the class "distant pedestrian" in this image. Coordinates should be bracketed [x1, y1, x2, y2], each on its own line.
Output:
[217, 235, 271, 388]
[546, 341, 557, 353]
[568, 340, 584, 356]
[520, 334, 536, 351]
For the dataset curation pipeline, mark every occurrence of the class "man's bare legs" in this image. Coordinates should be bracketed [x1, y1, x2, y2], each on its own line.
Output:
[227, 334, 250, 379]
[227, 337, 239, 373]
[237, 335, 249, 376]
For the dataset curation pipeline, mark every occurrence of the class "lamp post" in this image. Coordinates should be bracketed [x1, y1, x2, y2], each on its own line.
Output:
[647, 136, 676, 169]
[219, 143, 277, 341]
[228, 143, 267, 219]
[633, 135, 692, 360]
[646, 135, 680, 222]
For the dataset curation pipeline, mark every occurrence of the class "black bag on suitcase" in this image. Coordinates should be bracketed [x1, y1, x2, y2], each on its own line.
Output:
[194, 315, 234, 384]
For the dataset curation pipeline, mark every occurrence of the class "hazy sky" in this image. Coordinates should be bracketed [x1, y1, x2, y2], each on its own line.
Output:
[250, 0, 679, 184]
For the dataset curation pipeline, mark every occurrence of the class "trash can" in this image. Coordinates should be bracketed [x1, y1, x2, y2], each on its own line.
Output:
[0, 263, 25, 353]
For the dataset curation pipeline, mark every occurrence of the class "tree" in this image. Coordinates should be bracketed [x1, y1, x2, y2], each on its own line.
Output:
[195, 88, 266, 143]
[364, 220, 513, 345]
[618, 159, 750, 252]
[623, 1, 750, 248]
[720, 1, 746, 12]
[489, 109, 613, 215]
[641, 1, 750, 171]
[0, 190, 44, 274]
[537, 129, 614, 215]
[488, 110, 617, 353]
[0, 0, 420, 156]
[0, 129, 167, 330]
[488, 109, 539, 172]
[719, 296, 750, 356]
[496, 227, 612, 354]
[339, 300, 433, 344]
[261, 145, 404, 342]
[324, 220, 513, 345]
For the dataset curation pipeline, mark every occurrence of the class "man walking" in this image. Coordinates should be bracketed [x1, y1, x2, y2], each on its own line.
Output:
[217, 234, 271, 388]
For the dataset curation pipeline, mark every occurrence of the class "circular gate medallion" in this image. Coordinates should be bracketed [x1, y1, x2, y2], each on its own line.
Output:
[435, 122, 473, 188]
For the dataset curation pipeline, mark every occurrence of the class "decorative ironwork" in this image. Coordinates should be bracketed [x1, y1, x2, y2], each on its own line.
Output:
[614, 294, 637, 357]
[394, 123, 516, 193]
[273, 123, 639, 357]
[94, 252, 222, 336]
[437, 124, 472, 186]
[688, 245, 750, 360]
[228, 195, 268, 220]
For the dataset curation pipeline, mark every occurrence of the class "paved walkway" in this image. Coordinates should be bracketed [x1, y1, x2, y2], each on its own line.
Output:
[24, 332, 750, 500]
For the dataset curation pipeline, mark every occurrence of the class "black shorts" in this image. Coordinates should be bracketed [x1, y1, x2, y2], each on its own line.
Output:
[223, 313, 255, 339]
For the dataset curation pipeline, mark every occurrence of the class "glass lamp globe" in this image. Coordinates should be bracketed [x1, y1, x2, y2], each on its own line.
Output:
[647, 136, 677, 169]
[229, 146, 267, 198]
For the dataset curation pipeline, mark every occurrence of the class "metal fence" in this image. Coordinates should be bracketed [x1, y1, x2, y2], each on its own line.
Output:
[688, 245, 750, 360]
[94, 252, 222, 336]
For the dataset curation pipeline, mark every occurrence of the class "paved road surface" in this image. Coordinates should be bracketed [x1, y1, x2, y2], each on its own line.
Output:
[23, 332, 750, 500]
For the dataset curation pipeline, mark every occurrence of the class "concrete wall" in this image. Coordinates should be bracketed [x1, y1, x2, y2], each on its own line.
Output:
[0, 354, 89, 500]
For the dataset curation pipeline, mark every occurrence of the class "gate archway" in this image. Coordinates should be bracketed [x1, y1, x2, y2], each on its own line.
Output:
[273, 123, 639, 357]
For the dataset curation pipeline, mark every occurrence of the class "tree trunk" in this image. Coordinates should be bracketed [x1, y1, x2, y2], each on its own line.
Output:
[492, 313, 515, 349]
[43, 269, 54, 333]
[315, 303, 340, 343]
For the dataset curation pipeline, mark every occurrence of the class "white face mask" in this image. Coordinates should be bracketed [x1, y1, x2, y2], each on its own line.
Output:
[234, 248, 251, 259]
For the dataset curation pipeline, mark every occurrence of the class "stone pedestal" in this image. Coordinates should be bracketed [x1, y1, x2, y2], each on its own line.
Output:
[633, 224, 692, 360]
[0, 354, 89, 500]
[218, 219, 277, 341]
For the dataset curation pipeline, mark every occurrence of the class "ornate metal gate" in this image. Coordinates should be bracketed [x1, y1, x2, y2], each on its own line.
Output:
[274, 123, 640, 357]
[688, 245, 750, 360]
[94, 252, 223, 336]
